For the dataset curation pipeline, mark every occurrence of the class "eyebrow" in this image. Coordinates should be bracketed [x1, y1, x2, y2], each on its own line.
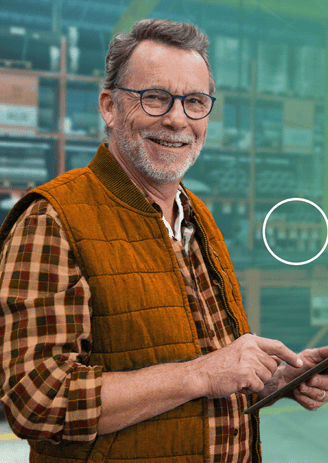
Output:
[142, 85, 209, 94]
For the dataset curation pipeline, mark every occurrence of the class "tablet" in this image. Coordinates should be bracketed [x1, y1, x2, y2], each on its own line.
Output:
[242, 356, 328, 415]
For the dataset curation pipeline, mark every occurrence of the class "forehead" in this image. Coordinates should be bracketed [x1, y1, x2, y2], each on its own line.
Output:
[124, 40, 210, 93]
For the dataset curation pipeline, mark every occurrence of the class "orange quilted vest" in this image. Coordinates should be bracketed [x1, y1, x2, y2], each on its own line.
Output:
[0, 144, 261, 463]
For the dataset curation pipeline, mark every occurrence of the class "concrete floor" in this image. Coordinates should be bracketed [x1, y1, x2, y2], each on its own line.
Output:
[260, 398, 328, 462]
[0, 399, 327, 462]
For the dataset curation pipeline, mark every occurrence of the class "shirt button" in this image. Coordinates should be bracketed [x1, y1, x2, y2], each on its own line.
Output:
[234, 428, 239, 436]
[92, 452, 104, 462]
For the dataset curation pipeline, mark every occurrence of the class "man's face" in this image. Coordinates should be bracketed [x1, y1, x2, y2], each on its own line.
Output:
[106, 40, 210, 184]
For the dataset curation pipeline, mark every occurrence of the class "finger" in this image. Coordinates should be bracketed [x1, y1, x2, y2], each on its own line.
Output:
[237, 369, 265, 395]
[261, 356, 281, 376]
[293, 389, 322, 411]
[307, 374, 328, 390]
[302, 346, 328, 364]
[297, 382, 328, 404]
[255, 364, 276, 385]
[246, 349, 280, 377]
[240, 376, 265, 395]
[270, 355, 282, 367]
[255, 337, 303, 368]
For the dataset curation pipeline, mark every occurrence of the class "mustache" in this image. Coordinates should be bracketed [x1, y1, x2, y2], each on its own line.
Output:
[140, 129, 196, 144]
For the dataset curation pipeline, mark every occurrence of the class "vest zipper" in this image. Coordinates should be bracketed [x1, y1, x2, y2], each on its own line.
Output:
[193, 214, 261, 463]
[253, 413, 261, 463]
[209, 246, 232, 291]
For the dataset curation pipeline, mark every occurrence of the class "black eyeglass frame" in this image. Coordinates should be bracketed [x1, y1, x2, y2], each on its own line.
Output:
[116, 87, 216, 120]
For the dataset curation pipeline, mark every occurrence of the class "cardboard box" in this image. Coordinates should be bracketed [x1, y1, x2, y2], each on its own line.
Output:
[257, 42, 288, 94]
[0, 74, 38, 107]
[311, 280, 328, 326]
[295, 46, 325, 99]
[214, 36, 250, 90]
[0, 73, 38, 134]
[283, 99, 314, 153]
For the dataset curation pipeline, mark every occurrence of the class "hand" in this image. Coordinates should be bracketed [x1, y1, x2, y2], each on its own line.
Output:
[191, 333, 303, 399]
[282, 346, 328, 410]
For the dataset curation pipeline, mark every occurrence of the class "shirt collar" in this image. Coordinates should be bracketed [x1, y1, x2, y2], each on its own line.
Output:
[162, 189, 184, 241]
[130, 182, 193, 241]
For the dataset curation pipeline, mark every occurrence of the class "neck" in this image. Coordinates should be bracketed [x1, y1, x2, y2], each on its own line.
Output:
[138, 180, 180, 230]
[108, 142, 181, 229]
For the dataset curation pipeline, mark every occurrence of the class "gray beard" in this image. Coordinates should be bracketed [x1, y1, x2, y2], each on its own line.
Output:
[114, 128, 203, 184]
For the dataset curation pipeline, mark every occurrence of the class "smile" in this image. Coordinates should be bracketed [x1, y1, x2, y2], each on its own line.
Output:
[148, 138, 186, 148]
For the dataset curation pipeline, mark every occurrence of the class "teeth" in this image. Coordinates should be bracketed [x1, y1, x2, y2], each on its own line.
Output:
[151, 139, 184, 148]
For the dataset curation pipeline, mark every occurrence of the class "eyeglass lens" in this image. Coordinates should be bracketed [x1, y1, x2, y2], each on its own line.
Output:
[141, 89, 212, 119]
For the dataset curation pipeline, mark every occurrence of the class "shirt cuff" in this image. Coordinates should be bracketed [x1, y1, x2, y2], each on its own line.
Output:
[62, 364, 103, 442]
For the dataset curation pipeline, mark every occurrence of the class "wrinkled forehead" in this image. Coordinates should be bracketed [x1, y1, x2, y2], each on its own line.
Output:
[123, 40, 210, 93]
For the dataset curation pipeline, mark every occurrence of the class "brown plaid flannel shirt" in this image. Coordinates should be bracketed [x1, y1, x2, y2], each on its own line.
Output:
[0, 192, 252, 462]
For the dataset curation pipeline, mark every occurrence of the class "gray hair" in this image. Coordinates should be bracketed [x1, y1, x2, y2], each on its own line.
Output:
[102, 19, 215, 139]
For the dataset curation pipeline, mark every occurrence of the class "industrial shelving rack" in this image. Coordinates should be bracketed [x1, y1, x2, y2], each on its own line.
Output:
[192, 61, 325, 253]
[187, 51, 328, 350]
[0, 35, 103, 197]
[0, 28, 327, 351]
[0, 34, 324, 249]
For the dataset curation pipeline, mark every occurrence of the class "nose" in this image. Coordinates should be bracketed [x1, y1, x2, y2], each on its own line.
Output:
[161, 98, 188, 130]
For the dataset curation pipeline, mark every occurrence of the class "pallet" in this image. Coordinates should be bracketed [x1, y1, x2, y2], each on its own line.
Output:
[0, 59, 32, 70]
[0, 179, 36, 190]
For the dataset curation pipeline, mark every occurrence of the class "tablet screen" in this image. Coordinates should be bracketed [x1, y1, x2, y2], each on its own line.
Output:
[242, 357, 328, 415]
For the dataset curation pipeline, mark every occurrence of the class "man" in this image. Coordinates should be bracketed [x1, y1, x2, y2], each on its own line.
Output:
[0, 19, 327, 463]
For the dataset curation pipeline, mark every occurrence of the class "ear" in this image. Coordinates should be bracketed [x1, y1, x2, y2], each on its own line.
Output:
[99, 90, 116, 129]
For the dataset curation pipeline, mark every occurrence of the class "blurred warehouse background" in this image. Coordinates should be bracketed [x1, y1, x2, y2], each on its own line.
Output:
[1, 0, 328, 461]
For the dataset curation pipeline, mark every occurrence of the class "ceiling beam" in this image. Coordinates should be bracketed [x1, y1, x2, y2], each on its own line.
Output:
[52, 0, 63, 34]
[186, 0, 328, 22]
[110, 0, 162, 38]
[67, 0, 124, 15]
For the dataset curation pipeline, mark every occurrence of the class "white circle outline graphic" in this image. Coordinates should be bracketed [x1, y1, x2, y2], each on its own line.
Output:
[262, 198, 328, 266]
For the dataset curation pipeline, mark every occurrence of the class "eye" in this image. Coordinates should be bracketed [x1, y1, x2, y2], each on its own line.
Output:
[189, 97, 202, 105]
[186, 95, 206, 106]
[144, 92, 161, 100]
[142, 90, 171, 107]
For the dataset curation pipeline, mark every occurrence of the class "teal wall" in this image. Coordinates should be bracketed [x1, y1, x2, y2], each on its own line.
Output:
[0, 1, 328, 461]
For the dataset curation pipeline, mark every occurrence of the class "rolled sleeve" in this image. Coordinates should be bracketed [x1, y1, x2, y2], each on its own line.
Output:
[0, 199, 103, 443]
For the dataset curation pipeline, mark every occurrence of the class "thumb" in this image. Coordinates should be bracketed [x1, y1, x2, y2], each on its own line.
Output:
[270, 355, 282, 367]
[306, 345, 328, 363]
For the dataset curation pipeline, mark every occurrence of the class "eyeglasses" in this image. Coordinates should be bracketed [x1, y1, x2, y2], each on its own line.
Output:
[116, 87, 216, 120]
